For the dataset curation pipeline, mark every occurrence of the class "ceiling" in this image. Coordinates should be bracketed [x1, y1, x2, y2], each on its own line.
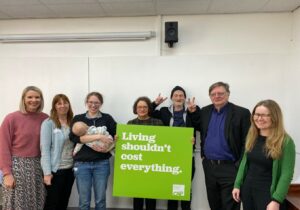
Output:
[0, 0, 300, 20]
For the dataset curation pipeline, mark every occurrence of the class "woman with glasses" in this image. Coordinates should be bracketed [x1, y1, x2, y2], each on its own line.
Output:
[69, 92, 116, 210]
[127, 96, 163, 210]
[0, 86, 48, 210]
[232, 99, 295, 210]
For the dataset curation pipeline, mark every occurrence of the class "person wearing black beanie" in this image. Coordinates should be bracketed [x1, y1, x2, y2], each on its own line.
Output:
[170, 86, 186, 99]
[152, 86, 200, 210]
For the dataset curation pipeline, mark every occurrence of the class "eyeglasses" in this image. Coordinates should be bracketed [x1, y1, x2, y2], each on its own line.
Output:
[210, 92, 227, 97]
[137, 106, 148, 110]
[87, 101, 101, 106]
[253, 113, 271, 119]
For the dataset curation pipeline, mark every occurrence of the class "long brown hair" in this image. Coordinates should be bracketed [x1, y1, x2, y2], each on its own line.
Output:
[50, 94, 73, 128]
[245, 99, 287, 159]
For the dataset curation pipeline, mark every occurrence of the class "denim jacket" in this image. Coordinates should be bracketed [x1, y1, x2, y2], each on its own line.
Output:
[40, 118, 73, 175]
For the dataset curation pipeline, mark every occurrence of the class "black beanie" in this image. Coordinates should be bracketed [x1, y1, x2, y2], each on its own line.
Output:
[170, 86, 186, 98]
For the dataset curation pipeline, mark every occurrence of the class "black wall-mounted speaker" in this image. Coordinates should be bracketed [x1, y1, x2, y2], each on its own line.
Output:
[165, 21, 178, 48]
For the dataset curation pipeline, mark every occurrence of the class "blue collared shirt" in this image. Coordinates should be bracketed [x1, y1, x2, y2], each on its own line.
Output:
[203, 104, 236, 161]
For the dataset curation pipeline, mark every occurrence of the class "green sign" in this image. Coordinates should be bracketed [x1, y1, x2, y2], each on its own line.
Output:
[113, 124, 193, 200]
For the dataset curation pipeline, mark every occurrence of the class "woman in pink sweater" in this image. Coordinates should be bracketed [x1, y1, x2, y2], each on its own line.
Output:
[0, 86, 48, 210]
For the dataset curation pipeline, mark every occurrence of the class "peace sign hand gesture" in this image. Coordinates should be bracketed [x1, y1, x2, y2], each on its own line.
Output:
[155, 93, 167, 105]
[187, 97, 197, 113]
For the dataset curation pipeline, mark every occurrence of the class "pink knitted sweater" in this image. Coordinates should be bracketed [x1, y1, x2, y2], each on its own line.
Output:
[0, 111, 48, 175]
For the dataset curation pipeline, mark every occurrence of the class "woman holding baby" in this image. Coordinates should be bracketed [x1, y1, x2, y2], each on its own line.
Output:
[69, 92, 117, 210]
[40, 94, 75, 210]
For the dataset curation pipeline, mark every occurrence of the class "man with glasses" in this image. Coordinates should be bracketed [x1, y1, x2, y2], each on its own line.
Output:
[190, 81, 251, 210]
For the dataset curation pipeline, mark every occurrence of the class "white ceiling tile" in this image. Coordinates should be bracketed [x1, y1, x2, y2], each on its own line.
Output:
[0, 0, 299, 20]
[47, 3, 106, 18]
[101, 2, 156, 16]
[208, 0, 243, 13]
[156, 0, 211, 15]
[98, 0, 152, 2]
[208, 0, 265, 13]
[0, 0, 41, 6]
[234, 0, 269, 12]
[209, 0, 300, 14]
[0, 10, 11, 18]
[1, 5, 56, 19]
[263, 0, 300, 12]
[39, 0, 98, 4]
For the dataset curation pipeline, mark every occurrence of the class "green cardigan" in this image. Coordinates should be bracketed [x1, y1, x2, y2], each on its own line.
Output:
[234, 135, 296, 203]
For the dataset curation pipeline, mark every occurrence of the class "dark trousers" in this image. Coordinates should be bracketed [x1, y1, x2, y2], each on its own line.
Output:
[44, 168, 75, 210]
[167, 157, 195, 210]
[241, 176, 286, 210]
[202, 159, 240, 210]
[167, 199, 191, 210]
[133, 198, 156, 210]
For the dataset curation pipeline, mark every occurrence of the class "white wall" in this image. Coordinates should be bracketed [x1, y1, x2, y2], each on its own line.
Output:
[0, 12, 299, 209]
[0, 16, 160, 57]
[0, 13, 292, 57]
[288, 7, 300, 183]
[162, 13, 292, 55]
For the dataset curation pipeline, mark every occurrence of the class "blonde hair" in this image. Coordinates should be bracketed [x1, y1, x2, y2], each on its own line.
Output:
[50, 94, 74, 128]
[72, 121, 88, 136]
[19, 86, 44, 113]
[245, 99, 286, 159]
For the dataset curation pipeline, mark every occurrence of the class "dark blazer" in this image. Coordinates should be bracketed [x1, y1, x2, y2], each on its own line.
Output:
[191, 102, 251, 161]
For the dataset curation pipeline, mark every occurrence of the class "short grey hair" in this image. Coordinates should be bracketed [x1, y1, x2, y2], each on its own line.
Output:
[209, 81, 230, 95]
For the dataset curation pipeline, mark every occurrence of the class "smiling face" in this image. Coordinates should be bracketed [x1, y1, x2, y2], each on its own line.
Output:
[24, 90, 42, 113]
[209, 86, 229, 110]
[136, 100, 149, 120]
[86, 95, 102, 115]
[171, 90, 186, 108]
[253, 105, 272, 134]
[55, 98, 70, 117]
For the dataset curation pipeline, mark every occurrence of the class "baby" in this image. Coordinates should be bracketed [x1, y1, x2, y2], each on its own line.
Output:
[72, 121, 115, 156]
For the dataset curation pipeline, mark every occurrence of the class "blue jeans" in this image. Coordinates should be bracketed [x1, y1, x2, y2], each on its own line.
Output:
[74, 159, 110, 210]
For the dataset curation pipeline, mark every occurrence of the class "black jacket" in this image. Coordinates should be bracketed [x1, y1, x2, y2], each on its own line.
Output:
[151, 102, 198, 130]
[69, 112, 116, 162]
[151, 102, 200, 150]
[190, 102, 250, 161]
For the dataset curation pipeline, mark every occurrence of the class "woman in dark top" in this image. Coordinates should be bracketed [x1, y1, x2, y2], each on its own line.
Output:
[69, 92, 116, 210]
[127, 96, 163, 210]
[232, 100, 295, 210]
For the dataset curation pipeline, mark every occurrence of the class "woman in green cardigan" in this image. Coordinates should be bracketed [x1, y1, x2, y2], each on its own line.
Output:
[232, 99, 295, 210]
